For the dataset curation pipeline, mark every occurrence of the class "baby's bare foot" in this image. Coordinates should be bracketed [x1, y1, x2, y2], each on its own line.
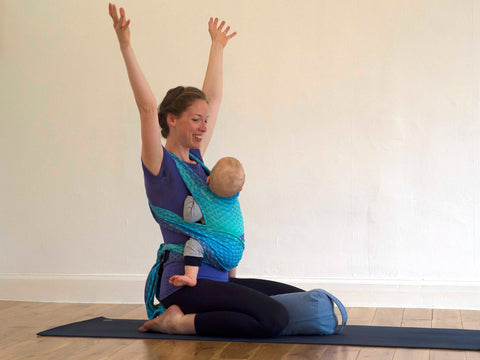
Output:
[169, 275, 197, 287]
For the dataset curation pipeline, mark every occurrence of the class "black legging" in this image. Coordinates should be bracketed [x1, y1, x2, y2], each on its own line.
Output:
[161, 277, 304, 337]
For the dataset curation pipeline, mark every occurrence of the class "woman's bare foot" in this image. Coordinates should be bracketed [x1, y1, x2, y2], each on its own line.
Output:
[138, 305, 196, 334]
[169, 274, 197, 287]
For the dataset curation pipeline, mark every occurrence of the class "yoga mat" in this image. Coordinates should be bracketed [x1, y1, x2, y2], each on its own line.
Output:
[38, 317, 480, 350]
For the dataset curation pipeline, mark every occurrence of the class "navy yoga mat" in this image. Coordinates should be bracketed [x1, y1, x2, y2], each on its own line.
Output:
[37, 317, 480, 350]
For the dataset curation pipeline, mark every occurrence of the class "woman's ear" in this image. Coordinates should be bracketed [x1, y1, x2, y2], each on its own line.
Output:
[167, 113, 176, 128]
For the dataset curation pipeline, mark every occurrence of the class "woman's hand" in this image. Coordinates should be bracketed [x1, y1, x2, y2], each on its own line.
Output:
[208, 18, 237, 48]
[109, 3, 131, 49]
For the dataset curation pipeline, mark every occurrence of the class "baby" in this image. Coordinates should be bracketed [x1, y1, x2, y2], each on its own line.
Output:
[169, 156, 245, 287]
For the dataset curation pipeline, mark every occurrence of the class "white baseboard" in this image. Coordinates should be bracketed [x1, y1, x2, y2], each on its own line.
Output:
[0, 274, 146, 304]
[1, 274, 479, 309]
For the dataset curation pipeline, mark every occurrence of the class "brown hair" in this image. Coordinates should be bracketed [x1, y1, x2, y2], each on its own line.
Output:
[157, 86, 208, 138]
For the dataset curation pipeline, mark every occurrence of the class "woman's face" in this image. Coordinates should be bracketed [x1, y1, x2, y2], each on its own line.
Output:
[172, 99, 209, 149]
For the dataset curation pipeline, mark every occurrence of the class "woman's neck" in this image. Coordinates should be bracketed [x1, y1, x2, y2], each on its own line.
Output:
[164, 142, 194, 163]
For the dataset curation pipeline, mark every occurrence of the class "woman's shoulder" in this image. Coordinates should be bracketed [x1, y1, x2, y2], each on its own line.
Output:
[143, 148, 204, 181]
[142, 147, 176, 181]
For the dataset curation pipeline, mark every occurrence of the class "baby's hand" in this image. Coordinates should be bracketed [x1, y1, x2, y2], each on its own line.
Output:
[169, 275, 197, 287]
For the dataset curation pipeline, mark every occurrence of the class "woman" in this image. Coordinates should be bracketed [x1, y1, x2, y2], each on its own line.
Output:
[108, 3, 303, 337]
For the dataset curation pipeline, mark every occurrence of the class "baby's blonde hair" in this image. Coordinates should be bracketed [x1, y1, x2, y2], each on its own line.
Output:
[209, 157, 245, 198]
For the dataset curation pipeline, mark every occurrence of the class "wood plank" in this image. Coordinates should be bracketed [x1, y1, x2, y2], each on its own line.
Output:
[283, 344, 327, 359]
[356, 347, 395, 360]
[393, 348, 430, 360]
[466, 351, 480, 360]
[248, 343, 295, 360]
[51, 338, 134, 360]
[461, 310, 480, 330]
[372, 308, 404, 326]
[218, 341, 260, 359]
[345, 307, 376, 325]
[432, 309, 463, 329]
[140, 339, 211, 360]
[1, 338, 68, 360]
[1, 301, 68, 326]
[108, 339, 191, 360]
[402, 308, 432, 328]
[430, 350, 466, 360]
[72, 340, 145, 360]
[120, 304, 148, 319]
[316, 346, 361, 360]
[64, 303, 142, 322]
[1, 302, 75, 346]
[0, 300, 20, 312]
[182, 340, 228, 360]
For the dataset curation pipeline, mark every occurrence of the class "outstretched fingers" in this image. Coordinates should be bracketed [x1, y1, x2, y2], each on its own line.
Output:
[109, 3, 131, 47]
[109, 3, 130, 30]
[108, 3, 119, 22]
[227, 31, 237, 40]
[208, 17, 237, 47]
[119, 7, 127, 24]
[223, 24, 237, 41]
[209, 17, 218, 28]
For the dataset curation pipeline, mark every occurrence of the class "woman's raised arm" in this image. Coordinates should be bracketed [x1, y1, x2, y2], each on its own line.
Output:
[109, 3, 163, 175]
[199, 18, 237, 156]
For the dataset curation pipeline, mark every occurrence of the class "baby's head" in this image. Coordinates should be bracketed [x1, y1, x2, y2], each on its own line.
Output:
[207, 157, 245, 198]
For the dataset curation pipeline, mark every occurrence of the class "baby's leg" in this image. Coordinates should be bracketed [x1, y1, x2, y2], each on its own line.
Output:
[169, 238, 204, 287]
[183, 238, 204, 266]
[169, 265, 200, 287]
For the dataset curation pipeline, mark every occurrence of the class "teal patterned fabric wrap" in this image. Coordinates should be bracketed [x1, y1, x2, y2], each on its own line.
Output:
[144, 243, 184, 319]
[148, 151, 245, 271]
[171, 151, 244, 240]
[144, 152, 245, 319]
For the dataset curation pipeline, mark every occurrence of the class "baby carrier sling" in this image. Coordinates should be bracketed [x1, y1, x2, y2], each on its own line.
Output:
[144, 151, 245, 319]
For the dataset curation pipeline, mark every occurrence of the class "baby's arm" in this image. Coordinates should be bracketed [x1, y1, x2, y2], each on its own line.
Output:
[183, 195, 204, 222]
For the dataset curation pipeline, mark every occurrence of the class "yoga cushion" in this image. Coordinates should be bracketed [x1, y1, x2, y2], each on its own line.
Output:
[271, 289, 348, 336]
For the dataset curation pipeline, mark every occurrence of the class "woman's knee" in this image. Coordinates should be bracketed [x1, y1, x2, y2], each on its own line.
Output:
[257, 300, 289, 337]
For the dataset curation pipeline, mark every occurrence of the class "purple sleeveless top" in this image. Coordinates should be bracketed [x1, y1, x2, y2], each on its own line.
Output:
[142, 148, 228, 300]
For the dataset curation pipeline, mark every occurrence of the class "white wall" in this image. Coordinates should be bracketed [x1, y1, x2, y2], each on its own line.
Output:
[1, 0, 480, 309]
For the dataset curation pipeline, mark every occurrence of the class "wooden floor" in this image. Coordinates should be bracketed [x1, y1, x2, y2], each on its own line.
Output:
[1, 301, 479, 360]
